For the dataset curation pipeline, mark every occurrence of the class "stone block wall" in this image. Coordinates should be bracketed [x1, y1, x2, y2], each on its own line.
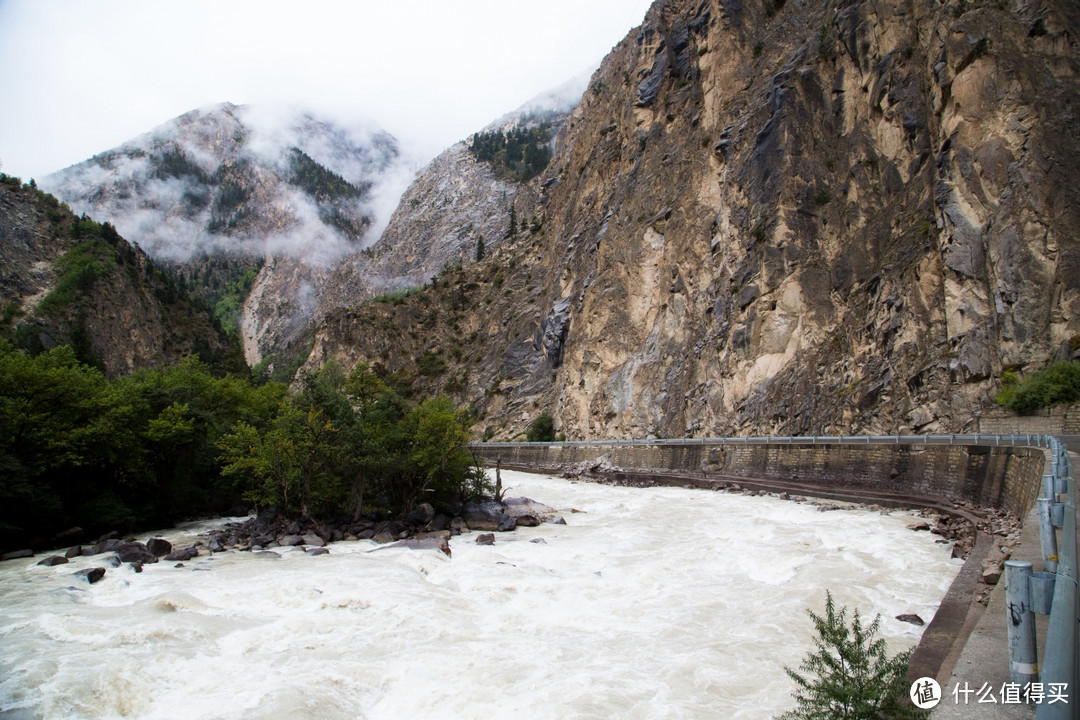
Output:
[978, 404, 1080, 435]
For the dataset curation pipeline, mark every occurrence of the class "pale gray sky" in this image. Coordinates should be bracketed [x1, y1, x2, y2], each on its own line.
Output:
[0, 0, 651, 180]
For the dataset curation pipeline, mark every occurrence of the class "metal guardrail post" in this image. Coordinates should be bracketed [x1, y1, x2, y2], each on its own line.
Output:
[1038, 497, 1060, 573]
[1006, 560, 1040, 686]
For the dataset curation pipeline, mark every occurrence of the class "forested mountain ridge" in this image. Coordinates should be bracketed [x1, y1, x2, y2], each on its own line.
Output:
[0, 176, 243, 376]
[304, 0, 1080, 440]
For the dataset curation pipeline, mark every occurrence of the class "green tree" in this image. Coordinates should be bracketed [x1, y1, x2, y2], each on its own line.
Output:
[218, 400, 337, 518]
[782, 591, 927, 720]
[395, 395, 474, 512]
[526, 411, 556, 442]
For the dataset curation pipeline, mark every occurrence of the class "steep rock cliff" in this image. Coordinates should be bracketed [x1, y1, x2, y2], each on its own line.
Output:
[309, 0, 1080, 439]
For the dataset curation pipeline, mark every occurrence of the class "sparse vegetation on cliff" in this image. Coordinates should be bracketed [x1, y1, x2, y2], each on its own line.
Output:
[468, 124, 553, 183]
[996, 361, 1080, 414]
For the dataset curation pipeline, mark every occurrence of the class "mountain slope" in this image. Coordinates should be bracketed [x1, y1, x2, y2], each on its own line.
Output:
[42, 103, 409, 372]
[305, 0, 1080, 440]
[0, 177, 243, 376]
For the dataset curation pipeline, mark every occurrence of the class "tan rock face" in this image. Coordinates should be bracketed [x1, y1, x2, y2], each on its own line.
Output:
[309, 0, 1080, 440]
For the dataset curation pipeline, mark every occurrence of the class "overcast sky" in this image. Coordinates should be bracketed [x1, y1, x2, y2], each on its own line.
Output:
[0, 0, 651, 180]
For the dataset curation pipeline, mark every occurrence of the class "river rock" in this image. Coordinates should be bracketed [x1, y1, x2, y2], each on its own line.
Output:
[896, 613, 925, 626]
[165, 546, 198, 562]
[278, 534, 304, 546]
[503, 496, 558, 521]
[37, 555, 69, 566]
[91, 538, 123, 555]
[146, 538, 172, 556]
[405, 503, 435, 526]
[373, 538, 452, 557]
[497, 517, 518, 532]
[306, 547, 330, 556]
[461, 501, 510, 532]
[476, 533, 495, 545]
[64, 545, 83, 558]
[74, 567, 106, 584]
[515, 515, 541, 527]
[208, 536, 227, 553]
[907, 522, 931, 531]
[301, 534, 326, 547]
[115, 541, 158, 564]
[449, 517, 469, 535]
[1, 549, 34, 561]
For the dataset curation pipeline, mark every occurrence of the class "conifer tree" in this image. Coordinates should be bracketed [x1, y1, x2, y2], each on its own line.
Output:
[781, 591, 928, 720]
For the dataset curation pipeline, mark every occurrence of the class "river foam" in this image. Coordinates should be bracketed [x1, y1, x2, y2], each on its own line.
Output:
[0, 470, 960, 719]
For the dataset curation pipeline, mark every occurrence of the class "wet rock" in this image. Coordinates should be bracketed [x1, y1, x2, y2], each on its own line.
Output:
[208, 536, 227, 553]
[64, 545, 83, 559]
[278, 535, 304, 547]
[497, 517, 518, 532]
[37, 555, 69, 567]
[895, 614, 925, 626]
[461, 501, 511, 532]
[475, 533, 495, 545]
[301, 534, 326, 547]
[306, 547, 330, 556]
[115, 541, 158, 565]
[1, 549, 34, 561]
[374, 538, 452, 557]
[907, 522, 931, 531]
[74, 567, 106, 584]
[165, 546, 198, 562]
[449, 517, 469, 535]
[404, 503, 435, 527]
[91, 538, 123, 555]
[530, 537, 548, 544]
[515, 515, 541, 527]
[104, 555, 122, 568]
[146, 538, 172, 557]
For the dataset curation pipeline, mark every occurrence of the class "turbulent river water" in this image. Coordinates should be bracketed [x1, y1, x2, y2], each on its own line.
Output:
[0, 470, 961, 720]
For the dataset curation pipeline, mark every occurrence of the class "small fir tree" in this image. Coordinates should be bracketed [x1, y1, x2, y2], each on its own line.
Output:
[781, 591, 928, 720]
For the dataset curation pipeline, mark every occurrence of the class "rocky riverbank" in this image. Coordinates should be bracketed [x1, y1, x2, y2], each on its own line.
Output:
[1, 496, 565, 582]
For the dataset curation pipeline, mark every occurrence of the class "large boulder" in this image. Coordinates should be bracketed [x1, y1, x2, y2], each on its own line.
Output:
[460, 501, 511, 532]
[115, 541, 158, 565]
[146, 538, 172, 557]
[404, 503, 435, 527]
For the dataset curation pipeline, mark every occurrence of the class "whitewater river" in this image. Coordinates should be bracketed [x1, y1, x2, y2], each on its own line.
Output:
[0, 470, 961, 719]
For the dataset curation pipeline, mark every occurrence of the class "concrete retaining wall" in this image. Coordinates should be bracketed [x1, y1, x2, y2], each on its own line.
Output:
[474, 441, 1047, 517]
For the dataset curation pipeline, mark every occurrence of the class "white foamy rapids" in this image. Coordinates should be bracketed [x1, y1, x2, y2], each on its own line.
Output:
[0, 471, 960, 719]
